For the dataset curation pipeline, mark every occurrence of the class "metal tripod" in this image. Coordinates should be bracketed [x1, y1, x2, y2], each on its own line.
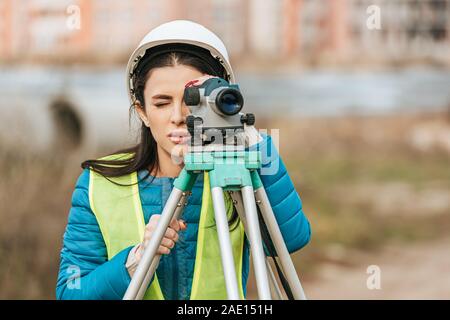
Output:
[123, 144, 307, 300]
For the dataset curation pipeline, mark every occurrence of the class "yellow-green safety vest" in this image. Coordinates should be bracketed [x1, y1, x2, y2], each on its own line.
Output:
[88, 154, 245, 299]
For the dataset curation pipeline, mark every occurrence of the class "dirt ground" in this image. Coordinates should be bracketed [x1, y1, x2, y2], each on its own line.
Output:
[303, 237, 450, 299]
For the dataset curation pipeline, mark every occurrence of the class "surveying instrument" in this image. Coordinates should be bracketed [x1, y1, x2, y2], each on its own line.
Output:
[123, 78, 307, 300]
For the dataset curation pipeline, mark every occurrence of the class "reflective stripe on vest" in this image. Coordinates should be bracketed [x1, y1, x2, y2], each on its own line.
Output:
[88, 155, 245, 300]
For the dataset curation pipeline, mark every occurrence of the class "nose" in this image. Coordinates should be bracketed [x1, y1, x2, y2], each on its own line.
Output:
[170, 100, 190, 125]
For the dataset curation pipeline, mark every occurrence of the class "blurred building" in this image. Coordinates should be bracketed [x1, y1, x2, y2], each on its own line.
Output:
[0, 0, 449, 65]
[345, 0, 450, 63]
[295, 0, 450, 63]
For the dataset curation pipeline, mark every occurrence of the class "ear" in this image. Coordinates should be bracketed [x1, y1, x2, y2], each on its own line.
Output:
[134, 101, 150, 127]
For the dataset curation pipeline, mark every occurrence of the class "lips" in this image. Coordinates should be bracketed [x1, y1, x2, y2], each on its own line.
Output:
[168, 130, 191, 144]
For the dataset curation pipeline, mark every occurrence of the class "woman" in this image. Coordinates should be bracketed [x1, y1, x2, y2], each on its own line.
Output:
[56, 20, 311, 300]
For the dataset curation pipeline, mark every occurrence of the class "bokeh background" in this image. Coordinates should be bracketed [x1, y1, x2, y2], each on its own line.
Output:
[0, 0, 449, 299]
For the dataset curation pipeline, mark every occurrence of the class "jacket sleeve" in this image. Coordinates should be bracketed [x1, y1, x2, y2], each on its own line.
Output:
[248, 133, 311, 253]
[56, 169, 134, 300]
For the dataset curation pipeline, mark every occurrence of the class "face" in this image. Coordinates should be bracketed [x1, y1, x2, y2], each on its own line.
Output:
[136, 64, 205, 166]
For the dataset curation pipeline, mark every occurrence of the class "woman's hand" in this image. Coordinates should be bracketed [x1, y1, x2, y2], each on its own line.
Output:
[138, 214, 187, 257]
[127, 214, 187, 277]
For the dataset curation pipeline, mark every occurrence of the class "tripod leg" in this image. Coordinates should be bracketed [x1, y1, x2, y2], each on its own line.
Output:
[135, 191, 190, 300]
[230, 191, 282, 300]
[241, 186, 272, 300]
[211, 187, 241, 300]
[228, 191, 248, 230]
[123, 188, 185, 300]
[254, 187, 307, 300]
[136, 259, 159, 300]
[266, 258, 283, 300]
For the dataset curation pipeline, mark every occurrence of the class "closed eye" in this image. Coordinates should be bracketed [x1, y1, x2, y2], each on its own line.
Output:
[155, 103, 170, 107]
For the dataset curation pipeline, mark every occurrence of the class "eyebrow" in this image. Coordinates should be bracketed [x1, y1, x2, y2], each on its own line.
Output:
[152, 94, 172, 100]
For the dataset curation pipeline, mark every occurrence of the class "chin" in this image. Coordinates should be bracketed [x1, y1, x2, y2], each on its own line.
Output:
[167, 144, 187, 165]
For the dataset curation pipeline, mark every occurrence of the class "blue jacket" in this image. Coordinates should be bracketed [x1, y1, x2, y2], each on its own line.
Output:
[56, 134, 311, 299]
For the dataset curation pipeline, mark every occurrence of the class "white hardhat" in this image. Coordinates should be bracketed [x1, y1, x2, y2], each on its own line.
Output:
[126, 20, 235, 104]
